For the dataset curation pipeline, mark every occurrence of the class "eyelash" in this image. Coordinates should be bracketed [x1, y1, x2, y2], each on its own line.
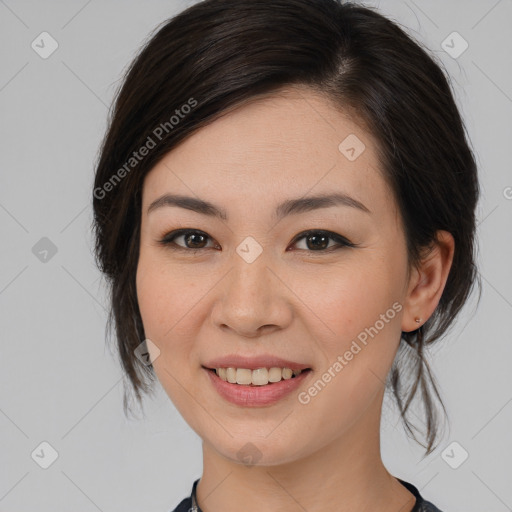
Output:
[157, 228, 357, 254]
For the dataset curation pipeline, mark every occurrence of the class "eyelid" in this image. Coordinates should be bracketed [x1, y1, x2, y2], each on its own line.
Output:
[157, 228, 357, 253]
[289, 229, 356, 250]
[158, 229, 218, 251]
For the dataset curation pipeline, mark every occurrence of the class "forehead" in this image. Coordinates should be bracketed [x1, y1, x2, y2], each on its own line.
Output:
[142, 85, 391, 216]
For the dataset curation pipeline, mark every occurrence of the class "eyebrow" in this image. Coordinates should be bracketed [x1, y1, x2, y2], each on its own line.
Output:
[147, 192, 371, 220]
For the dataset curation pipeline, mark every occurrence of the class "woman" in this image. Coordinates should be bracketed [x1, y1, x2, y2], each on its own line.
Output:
[92, 1, 479, 510]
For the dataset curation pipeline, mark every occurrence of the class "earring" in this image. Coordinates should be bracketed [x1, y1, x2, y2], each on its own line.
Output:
[415, 317, 422, 325]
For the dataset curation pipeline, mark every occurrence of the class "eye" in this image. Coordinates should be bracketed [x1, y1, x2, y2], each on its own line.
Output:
[289, 229, 356, 252]
[158, 229, 217, 252]
[157, 228, 357, 253]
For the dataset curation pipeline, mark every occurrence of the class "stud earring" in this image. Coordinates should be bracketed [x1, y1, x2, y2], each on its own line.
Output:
[415, 317, 422, 324]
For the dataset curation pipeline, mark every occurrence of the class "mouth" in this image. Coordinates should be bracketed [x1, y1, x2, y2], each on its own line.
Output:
[202, 365, 313, 407]
[203, 366, 312, 386]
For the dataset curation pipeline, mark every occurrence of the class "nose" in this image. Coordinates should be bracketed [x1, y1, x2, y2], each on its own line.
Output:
[210, 251, 293, 338]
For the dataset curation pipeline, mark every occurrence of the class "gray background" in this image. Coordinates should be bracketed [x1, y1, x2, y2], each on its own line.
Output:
[1, 0, 511, 511]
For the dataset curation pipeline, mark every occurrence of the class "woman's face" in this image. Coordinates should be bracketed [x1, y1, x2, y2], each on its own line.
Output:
[136, 85, 414, 465]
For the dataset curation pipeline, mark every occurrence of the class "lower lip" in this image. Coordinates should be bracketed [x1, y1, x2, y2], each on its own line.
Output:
[204, 367, 312, 407]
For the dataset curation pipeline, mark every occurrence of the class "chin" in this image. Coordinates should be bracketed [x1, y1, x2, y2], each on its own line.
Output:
[212, 435, 307, 468]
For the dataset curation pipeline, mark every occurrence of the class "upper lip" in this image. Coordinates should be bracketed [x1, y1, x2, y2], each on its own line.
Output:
[203, 354, 311, 371]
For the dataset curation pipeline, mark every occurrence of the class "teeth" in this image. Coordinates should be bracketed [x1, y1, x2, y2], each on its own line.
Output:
[214, 367, 305, 385]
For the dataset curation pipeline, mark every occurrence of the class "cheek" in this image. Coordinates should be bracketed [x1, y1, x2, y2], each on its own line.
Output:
[299, 251, 407, 404]
[136, 249, 200, 339]
[294, 280, 404, 444]
[136, 256, 206, 422]
[304, 257, 406, 349]
[135, 251, 216, 396]
[136, 264, 168, 340]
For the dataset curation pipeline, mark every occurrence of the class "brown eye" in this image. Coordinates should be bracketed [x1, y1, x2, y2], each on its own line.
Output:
[290, 230, 355, 252]
[183, 232, 208, 249]
[158, 229, 216, 251]
[159, 228, 356, 254]
[304, 232, 330, 250]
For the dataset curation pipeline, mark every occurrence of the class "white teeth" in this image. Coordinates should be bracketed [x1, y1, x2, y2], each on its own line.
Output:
[282, 368, 293, 380]
[214, 367, 306, 385]
[226, 367, 237, 383]
[268, 367, 283, 382]
[236, 368, 252, 385]
[251, 368, 269, 386]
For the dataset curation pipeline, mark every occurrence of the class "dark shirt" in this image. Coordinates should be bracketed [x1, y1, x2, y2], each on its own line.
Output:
[169, 477, 443, 511]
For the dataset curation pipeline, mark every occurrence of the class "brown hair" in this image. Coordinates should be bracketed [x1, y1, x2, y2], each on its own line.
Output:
[92, 0, 480, 455]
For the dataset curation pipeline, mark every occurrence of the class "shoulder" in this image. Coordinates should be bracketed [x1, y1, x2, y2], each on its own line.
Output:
[398, 478, 445, 512]
[167, 478, 199, 512]
[167, 496, 194, 512]
[416, 498, 444, 512]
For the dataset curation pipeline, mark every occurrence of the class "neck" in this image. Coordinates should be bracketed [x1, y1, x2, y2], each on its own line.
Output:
[195, 388, 416, 512]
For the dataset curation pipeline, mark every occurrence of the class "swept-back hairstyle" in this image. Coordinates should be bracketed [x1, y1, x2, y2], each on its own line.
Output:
[92, 0, 479, 455]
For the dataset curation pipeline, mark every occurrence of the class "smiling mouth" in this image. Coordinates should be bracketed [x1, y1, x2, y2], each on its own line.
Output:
[204, 367, 312, 386]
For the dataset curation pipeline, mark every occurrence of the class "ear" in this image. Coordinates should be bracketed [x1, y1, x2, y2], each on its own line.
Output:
[401, 230, 455, 332]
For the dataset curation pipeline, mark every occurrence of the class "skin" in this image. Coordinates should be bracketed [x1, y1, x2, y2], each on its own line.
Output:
[136, 85, 454, 512]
